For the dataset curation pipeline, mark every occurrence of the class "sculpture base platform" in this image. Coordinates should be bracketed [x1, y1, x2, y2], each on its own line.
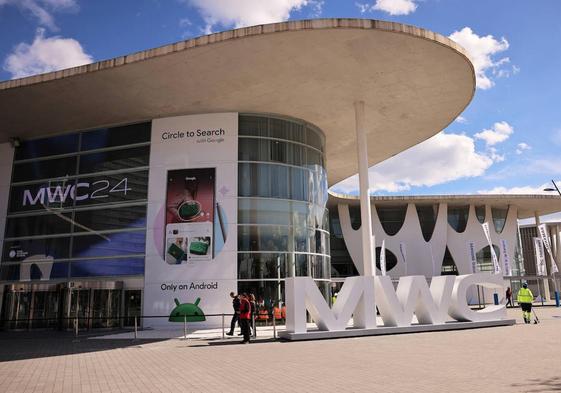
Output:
[278, 319, 516, 341]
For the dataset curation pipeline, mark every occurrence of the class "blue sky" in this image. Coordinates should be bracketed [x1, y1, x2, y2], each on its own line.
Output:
[1, 0, 561, 202]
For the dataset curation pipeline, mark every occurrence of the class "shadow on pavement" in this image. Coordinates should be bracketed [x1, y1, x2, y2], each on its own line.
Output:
[511, 376, 561, 392]
[0, 330, 167, 363]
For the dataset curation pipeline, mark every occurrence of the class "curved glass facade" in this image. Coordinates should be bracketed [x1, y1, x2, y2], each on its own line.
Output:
[237, 114, 330, 303]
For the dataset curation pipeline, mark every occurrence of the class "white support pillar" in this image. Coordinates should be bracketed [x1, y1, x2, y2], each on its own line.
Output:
[535, 212, 551, 301]
[354, 101, 375, 277]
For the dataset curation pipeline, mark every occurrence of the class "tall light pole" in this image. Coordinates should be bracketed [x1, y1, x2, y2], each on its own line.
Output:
[543, 179, 561, 306]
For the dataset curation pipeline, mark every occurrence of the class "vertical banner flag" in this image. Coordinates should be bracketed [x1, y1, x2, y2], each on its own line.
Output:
[467, 241, 478, 274]
[481, 222, 501, 274]
[534, 237, 547, 276]
[380, 239, 386, 276]
[538, 224, 559, 274]
[399, 242, 407, 276]
[499, 239, 513, 276]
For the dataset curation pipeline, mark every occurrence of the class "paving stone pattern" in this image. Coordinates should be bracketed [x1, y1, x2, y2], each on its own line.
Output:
[1, 307, 560, 393]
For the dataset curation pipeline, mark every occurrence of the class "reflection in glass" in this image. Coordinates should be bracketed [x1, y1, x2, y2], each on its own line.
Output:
[416, 204, 439, 242]
[492, 206, 508, 234]
[377, 204, 407, 236]
[475, 205, 486, 223]
[448, 205, 470, 233]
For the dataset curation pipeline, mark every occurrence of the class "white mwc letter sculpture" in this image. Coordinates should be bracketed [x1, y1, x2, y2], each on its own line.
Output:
[285, 273, 506, 334]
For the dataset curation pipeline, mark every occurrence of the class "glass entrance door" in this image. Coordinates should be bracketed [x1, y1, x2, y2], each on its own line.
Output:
[69, 289, 91, 329]
[91, 289, 121, 328]
[124, 290, 141, 327]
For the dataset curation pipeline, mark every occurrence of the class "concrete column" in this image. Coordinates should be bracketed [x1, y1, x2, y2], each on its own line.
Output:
[534, 213, 551, 301]
[354, 101, 374, 277]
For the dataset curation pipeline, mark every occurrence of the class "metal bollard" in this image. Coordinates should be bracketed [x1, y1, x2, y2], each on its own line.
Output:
[221, 314, 225, 340]
[252, 313, 256, 338]
[134, 316, 138, 340]
[184, 315, 187, 339]
[272, 313, 276, 339]
[74, 317, 78, 337]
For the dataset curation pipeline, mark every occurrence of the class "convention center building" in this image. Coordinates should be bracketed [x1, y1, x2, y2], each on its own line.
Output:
[0, 18, 559, 329]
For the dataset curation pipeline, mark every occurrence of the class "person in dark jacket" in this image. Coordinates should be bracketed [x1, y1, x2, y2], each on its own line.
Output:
[239, 293, 252, 343]
[226, 292, 240, 336]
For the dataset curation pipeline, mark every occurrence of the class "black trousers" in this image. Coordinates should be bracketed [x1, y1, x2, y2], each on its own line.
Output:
[228, 313, 239, 334]
[240, 318, 251, 342]
[521, 303, 532, 312]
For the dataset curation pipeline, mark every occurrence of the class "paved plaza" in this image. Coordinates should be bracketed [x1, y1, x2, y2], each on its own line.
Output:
[1, 307, 560, 393]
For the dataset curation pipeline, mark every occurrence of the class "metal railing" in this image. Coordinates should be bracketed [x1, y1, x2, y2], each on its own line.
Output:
[0, 312, 284, 340]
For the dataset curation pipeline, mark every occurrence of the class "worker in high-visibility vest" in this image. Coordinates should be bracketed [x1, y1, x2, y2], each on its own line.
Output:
[517, 282, 534, 324]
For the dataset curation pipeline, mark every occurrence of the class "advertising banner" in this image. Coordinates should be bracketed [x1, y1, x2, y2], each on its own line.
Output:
[538, 224, 559, 274]
[399, 242, 407, 275]
[380, 239, 386, 276]
[143, 113, 238, 327]
[499, 239, 512, 277]
[534, 237, 547, 276]
[481, 222, 501, 274]
[467, 241, 478, 274]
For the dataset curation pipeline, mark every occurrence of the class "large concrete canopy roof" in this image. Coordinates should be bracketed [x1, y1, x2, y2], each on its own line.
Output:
[327, 193, 561, 219]
[0, 18, 475, 186]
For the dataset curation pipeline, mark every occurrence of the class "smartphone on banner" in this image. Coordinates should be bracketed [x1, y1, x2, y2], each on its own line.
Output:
[164, 168, 215, 264]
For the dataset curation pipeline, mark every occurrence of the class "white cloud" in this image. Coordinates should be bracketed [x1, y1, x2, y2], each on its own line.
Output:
[455, 115, 467, 124]
[516, 142, 531, 155]
[449, 27, 511, 90]
[474, 121, 513, 146]
[187, 0, 315, 33]
[477, 183, 552, 195]
[355, 0, 417, 15]
[3, 28, 93, 79]
[373, 0, 417, 15]
[333, 131, 493, 194]
[487, 147, 505, 163]
[0, 0, 77, 31]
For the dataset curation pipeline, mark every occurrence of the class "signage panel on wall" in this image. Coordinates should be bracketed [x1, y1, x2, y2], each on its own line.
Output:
[143, 113, 238, 328]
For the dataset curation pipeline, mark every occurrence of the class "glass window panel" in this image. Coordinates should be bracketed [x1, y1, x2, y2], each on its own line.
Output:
[0, 262, 69, 281]
[70, 258, 144, 277]
[71, 231, 146, 258]
[73, 170, 148, 206]
[80, 122, 151, 151]
[269, 118, 289, 140]
[9, 179, 77, 213]
[12, 156, 77, 183]
[270, 165, 289, 199]
[237, 226, 289, 252]
[294, 226, 308, 252]
[238, 163, 252, 197]
[295, 253, 308, 276]
[492, 207, 508, 234]
[3, 237, 71, 262]
[447, 205, 470, 233]
[475, 205, 486, 223]
[238, 115, 268, 137]
[15, 134, 79, 160]
[306, 126, 324, 152]
[5, 213, 72, 238]
[238, 253, 286, 279]
[289, 167, 305, 201]
[238, 138, 259, 161]
[306, 148, 322, 167]
[376, 205, 408, 236]
[256, 164, 271, 198]
[73, 205, 147, 232]
[270, 140, 287, 163]
[79, 146, 149, 174]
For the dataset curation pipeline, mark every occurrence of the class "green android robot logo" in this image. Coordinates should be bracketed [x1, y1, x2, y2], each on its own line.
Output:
[168, 297, 206, 322]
